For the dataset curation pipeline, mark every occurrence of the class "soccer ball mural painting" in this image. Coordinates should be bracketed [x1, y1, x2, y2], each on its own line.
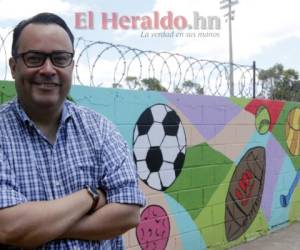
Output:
[133, 104, 187, 191]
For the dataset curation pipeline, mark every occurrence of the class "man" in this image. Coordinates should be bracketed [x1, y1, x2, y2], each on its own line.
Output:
[0, 12, 145, 249]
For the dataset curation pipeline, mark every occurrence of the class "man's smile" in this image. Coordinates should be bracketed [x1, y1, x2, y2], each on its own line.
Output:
[31, 81, 61, 89]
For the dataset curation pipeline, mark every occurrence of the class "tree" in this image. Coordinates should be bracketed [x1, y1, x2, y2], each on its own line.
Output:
[141, 78, 167, 91]
[125, 76, 142, 90]
[180, 80, 204, 95]
[258, 64, 300, 101]
[112, 83, 123, 88]
[120, 76, 204, 95]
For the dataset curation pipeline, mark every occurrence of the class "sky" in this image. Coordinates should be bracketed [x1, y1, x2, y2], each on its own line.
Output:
[1, 0, 300, 83]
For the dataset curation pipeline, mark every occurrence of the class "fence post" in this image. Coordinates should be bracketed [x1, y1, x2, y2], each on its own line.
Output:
[253, 61, 256, 99]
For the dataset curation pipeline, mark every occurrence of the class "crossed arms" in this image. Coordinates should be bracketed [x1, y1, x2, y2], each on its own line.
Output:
[0, 118, 144, 248]
[0, 189, 140, 248]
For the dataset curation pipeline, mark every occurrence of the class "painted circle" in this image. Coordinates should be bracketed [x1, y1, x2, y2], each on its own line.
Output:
[285, 107, 300, 156]
[136, 205, 170, 250]
[133, 104, 187, 191]
[255, 106, 270, 135]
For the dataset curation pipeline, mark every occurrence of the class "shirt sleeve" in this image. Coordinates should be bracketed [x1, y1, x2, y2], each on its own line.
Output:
[99, 124, 146, 207]
[0, 149, 28, 208]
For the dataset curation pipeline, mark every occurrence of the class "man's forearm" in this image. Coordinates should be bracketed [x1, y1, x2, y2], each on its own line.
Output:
[0, 189, 92, 248]
[60, 203, 140, 241]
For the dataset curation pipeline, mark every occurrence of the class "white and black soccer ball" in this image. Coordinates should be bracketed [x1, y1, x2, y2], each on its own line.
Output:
[133, 104, 186, 191]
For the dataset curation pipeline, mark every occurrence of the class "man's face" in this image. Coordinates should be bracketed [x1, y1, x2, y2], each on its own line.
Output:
[9, 23, 74, 111]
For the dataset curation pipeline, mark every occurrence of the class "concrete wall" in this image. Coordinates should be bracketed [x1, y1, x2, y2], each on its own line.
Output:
[1, 81, 300, 249]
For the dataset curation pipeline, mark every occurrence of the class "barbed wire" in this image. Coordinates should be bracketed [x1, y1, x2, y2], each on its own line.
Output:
[0, 32, 267, 98]
[0, 31, 12, 81]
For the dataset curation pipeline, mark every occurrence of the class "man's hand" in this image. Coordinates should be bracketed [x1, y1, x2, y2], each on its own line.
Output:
[0, 189, 94, 248]
[59, 188, 141, 241]
[60, 203, 141, 241]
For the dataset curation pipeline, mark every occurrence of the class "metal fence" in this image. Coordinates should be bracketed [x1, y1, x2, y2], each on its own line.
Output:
[1, 32, 267, 98]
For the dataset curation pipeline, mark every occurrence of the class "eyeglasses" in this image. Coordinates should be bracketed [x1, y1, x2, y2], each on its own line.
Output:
[15, 50, 74, 68]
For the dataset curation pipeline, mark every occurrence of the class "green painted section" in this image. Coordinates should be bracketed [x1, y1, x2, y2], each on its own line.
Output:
[271, 102, 300, 169]
[0, 81, 17, 104]
[165, 143, 233, 220]
[195, 166, 268, 249]
[195, 166, 234, 248]
[230, 96, 251, 108]
[288, 186, 300, 222]
[223, 210, 268, 249]
[255, 106, 271, 134]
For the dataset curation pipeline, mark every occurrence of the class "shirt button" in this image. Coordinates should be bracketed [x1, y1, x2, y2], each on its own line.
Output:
[54, 180, 60, 187]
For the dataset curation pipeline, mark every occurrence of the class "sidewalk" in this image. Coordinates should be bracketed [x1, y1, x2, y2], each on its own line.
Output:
[230, 222, 300, 250]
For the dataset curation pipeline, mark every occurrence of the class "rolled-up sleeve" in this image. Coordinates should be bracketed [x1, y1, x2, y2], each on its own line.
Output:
[0, 150, 27, 208]
[99, 125, 146, 207]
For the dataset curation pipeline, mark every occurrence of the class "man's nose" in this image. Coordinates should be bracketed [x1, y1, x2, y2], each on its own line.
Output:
[39, 57, 56, 76]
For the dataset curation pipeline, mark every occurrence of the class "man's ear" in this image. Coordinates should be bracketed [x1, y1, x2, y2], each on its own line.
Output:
[9, 57, 16, 79]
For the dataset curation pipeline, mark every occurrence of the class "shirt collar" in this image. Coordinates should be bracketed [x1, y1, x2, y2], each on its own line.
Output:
[14, 98, 72, 126]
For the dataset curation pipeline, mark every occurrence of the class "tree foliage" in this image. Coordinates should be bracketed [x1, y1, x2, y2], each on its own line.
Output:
[125, 76, 166, 91]
[258, 64, 300, 101]
[125, 76, 142, 90]
[179, 80, 204, 95]
[123, 76, 203, 95]
[141, 78, 167, 91]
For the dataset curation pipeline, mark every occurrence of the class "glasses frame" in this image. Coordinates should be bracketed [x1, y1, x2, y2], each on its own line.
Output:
[14, 50, 74, 68]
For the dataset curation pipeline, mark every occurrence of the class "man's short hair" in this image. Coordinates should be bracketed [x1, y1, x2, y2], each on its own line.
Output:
[12, 12, 74, 58]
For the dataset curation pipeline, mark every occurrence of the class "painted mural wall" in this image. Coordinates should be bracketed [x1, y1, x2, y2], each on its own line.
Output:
[1, 81, 300, 249]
